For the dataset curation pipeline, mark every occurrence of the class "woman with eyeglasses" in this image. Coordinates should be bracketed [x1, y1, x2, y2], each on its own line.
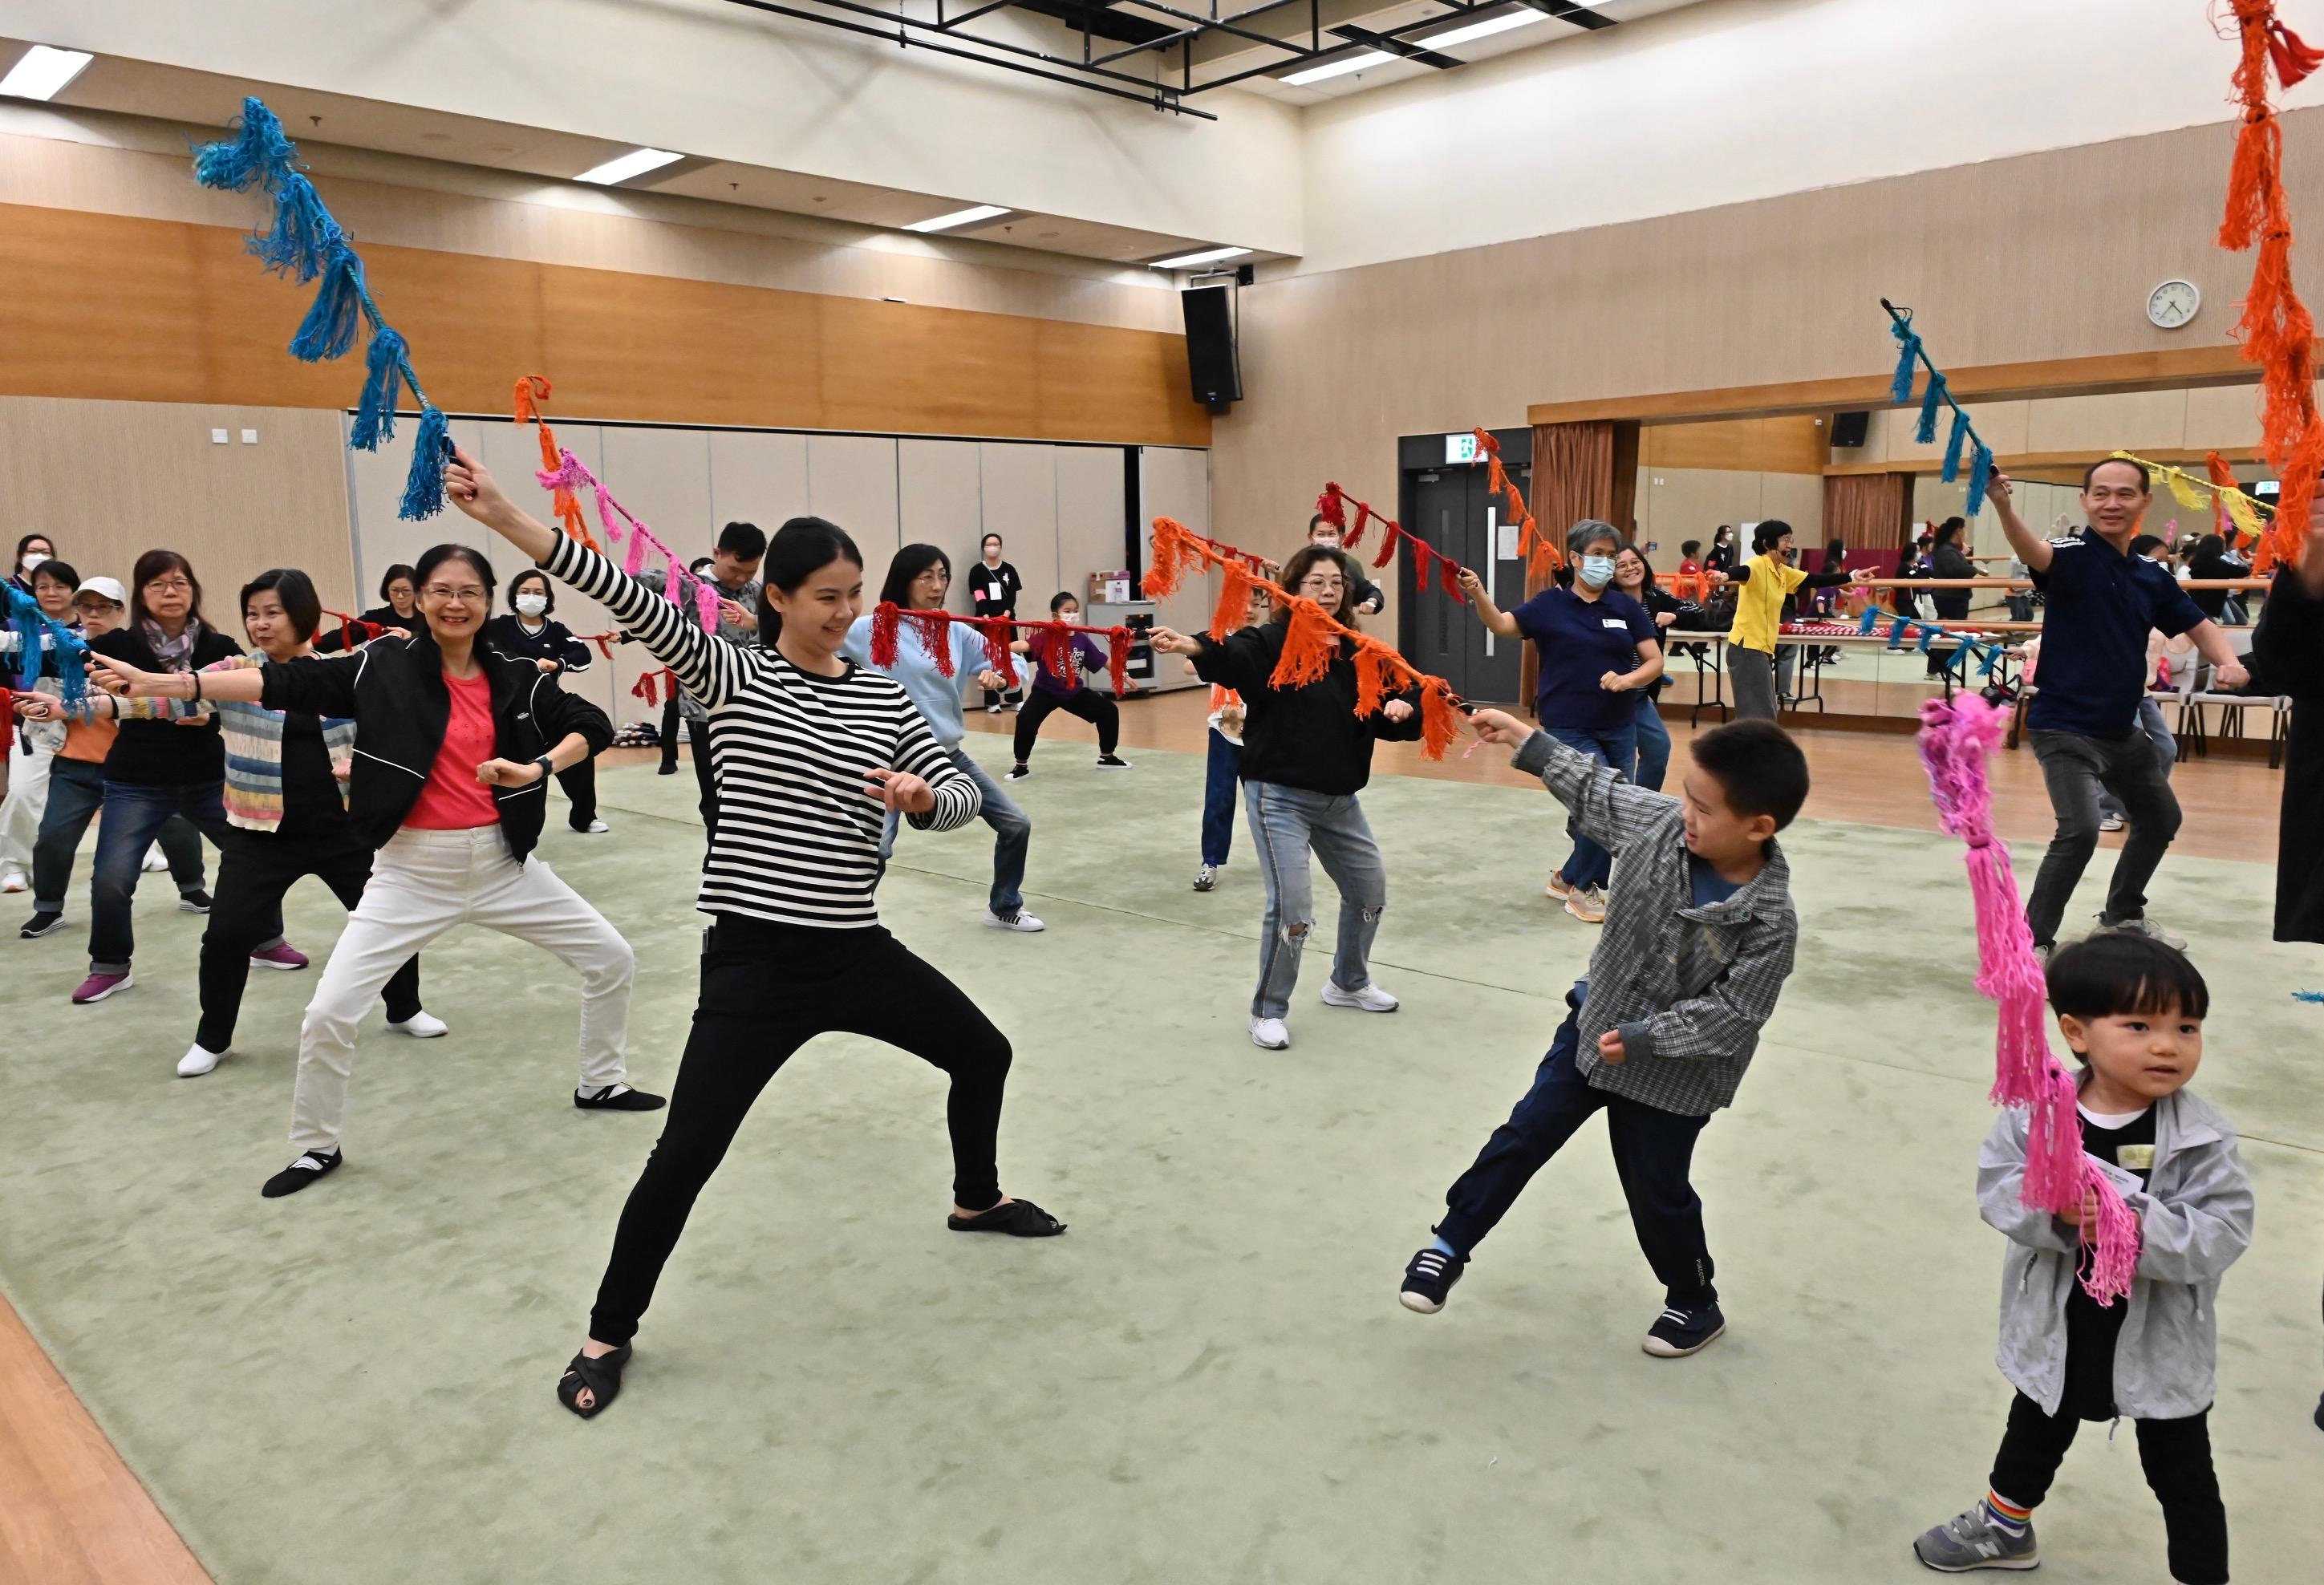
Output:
[1150, 546, 1422, 1052]
[71, 550, 307, 1005]
[482, 568, 608, 834]
[90, 543, 660, 1200]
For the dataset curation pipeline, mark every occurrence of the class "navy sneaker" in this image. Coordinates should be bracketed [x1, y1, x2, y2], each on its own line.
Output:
[1399, 1246, 1466, 1314]
[1643, 1300, 1726, 1357]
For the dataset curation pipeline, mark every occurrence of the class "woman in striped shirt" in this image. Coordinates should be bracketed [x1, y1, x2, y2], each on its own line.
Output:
[444, 450, 1068, 1421]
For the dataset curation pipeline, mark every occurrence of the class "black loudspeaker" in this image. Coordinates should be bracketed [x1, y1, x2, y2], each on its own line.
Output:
[1831, 410, 1870, 448]
[1181, 286, 1241, 413]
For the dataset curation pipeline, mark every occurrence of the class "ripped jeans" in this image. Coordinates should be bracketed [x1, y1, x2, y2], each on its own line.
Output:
[1243, 780, 1387, 1021]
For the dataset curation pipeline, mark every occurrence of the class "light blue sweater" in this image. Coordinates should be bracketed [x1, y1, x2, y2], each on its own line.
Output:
[842, 615, 987, 748]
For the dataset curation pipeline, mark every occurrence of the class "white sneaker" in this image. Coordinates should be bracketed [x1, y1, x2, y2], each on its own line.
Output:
[176, 1042, 225, 1078]
[2099, 813, 2125, 833]
[140, 848, 169, 873]
[1321, 982, 1400, 1013]
[985, 703, 1003, 715]
[578, 819, 610, 834]
[387, 1011, 449, 1038]
[0, 870, 24, 894]
[1249, 1016, 1290, 1050]
[983, 908, 1046, 933]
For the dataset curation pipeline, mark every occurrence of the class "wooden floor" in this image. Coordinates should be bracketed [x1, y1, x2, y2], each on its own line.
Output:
[4, 687, 2289, 1585]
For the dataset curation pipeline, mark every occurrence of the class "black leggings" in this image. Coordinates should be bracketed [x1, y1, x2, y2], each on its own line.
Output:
[1989, 1391, 2227, 1584]
[587, 914, 1013, 1345]
[1012, 687, 1117, 762]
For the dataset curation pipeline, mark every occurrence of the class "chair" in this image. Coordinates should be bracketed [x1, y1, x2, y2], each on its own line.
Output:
[2174, 627, 2282, 763]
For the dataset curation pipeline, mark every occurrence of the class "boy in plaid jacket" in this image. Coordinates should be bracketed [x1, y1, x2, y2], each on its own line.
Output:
[1399, 713, 1810, 1358]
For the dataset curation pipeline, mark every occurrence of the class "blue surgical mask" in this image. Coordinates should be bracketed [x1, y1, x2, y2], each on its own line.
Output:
[1577, 555, 1616, 589]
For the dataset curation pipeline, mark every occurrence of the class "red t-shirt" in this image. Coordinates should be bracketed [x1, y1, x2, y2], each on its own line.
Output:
[403, 669, 500, 830]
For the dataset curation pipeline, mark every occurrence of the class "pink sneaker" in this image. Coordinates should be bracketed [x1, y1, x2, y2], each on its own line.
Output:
[249, 942, 310, 971]
[71, 970, 134, 1004]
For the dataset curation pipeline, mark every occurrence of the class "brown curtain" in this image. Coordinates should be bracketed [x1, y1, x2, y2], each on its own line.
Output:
[1523, 420, 1638, 707]
[1823, 472, 1915, 557]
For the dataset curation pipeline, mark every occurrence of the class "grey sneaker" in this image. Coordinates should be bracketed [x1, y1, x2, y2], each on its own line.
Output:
[2095, 913, 2188, 952]
[1912, 1506, 2038, 1571]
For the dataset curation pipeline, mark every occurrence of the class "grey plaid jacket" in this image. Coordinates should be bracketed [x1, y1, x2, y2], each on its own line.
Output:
[1511, 731, 1799, 1117]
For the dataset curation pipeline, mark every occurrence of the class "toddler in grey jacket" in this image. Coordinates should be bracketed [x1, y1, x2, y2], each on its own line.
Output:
[1913, 934, 2253, 1583]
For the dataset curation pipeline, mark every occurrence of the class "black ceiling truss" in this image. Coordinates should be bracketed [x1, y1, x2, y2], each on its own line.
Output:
[708, 0, 1617, 116]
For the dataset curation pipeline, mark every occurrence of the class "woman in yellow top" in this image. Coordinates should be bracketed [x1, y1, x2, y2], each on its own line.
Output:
[1716, 521, 1868, 720]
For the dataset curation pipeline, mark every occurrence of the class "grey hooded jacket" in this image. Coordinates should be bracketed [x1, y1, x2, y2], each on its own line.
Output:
[1978, 1084, 2253, 1421]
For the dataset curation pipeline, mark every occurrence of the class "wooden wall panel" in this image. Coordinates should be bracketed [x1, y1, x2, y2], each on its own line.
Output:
[1641, 416, 1827, 474]
[0, 202, 1211, 448]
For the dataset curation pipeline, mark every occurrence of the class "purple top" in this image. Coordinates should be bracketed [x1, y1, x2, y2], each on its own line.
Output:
[1028, 630, 1107, 698]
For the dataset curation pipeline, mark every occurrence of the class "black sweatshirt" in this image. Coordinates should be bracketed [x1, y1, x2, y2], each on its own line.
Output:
[90, 625, 244, 784]
[481, 613, 594, 673]
[1188, 621, 1422, 796]
[257, 631, 612, 863]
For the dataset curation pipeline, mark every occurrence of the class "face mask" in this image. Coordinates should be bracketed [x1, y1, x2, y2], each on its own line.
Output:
[515, 593, 548, 617]
[1312, 534, 1340, 550]
[19, 552, 46, 574]
[1577, 555, 1616, 589]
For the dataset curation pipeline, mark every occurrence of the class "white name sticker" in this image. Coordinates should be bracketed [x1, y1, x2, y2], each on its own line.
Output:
[2117, 1144, 2156, 1171]
[1602, 618, 1630, 630]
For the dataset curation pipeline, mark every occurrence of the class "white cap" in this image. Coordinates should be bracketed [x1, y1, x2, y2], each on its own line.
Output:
[75, 575, 126, 605]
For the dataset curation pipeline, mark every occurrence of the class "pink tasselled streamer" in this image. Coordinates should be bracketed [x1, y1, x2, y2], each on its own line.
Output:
[537, 448, 716, 633]
[1917, 695, 2141, 1304]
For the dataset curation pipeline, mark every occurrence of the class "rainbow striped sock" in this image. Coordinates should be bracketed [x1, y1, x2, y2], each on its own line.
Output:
[1981, 1490, 2033, 1537]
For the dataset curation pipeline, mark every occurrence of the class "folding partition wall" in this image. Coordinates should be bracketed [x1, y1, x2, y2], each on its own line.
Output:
[346, 419, 1211, 724]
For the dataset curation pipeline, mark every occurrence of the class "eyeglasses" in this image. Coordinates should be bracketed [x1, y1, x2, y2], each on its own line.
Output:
[1297, 577, 1345, 594]
[913, 569, 947, 582]
[144, 578, 193, 594]
[421, 585, 489, 605]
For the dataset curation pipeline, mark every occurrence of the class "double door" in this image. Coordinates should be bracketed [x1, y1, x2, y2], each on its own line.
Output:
[1400, 461, 1529, 705]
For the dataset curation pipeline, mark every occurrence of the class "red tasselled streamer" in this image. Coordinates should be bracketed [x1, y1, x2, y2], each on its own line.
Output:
[1438, 553, 1466, 602]
[905, 610, 955, 676]
[1313, 481, 1348, 532]
[631, 667, 678, 707]
[868, 602, 901, 668]
[1419, 680, 1461, 760]
[1344, 499, 1372, 553]
[976, 617, 1017, 688]
[1352, 641, 1399, 717]
[1106, 627, 1133, 695]
[1211, 557, 1255, 641]
[2269, 14, 2324, 84]
[1042, 624, 1077, 684]
[1267, 598, 1339, 691]
[1370, 520, 1401, 570]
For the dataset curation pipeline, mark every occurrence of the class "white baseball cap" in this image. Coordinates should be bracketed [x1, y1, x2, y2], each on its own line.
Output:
[75, 575, 126, 605]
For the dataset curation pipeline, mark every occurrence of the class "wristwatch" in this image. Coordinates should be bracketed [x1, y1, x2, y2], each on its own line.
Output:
[532, 754, 556, 782]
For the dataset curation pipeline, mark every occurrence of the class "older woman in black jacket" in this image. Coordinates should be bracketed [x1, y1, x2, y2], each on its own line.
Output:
[91, 542, 661, 1200]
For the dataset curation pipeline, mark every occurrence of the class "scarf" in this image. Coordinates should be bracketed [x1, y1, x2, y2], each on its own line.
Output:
[140, 615, 203, 672]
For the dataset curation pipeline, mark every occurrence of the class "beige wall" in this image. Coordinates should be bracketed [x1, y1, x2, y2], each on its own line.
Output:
[0, 396, 354, 612]
[1212, 107, 2324, 633]
[1632, 468, 1822, 556]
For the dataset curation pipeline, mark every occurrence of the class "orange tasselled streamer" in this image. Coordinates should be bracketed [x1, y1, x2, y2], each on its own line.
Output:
[1419, 681, 1461, 761]
[515, 373, 600, 552]
[1352, 640, 1401, 717]
[1267, 598, 1339, 691]
[1144, 517, 1198, 599]
[513, 375, 548, 423]
[2220, 0, 2318, 569]
[1211, 558, 1255, 640]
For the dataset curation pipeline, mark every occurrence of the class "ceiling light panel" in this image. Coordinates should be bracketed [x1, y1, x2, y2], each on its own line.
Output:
[0, 45, 94, 101]
[903, 204, 1011, 233]
[574, 148, 683, 185]
[1149, 245, 1251, 270]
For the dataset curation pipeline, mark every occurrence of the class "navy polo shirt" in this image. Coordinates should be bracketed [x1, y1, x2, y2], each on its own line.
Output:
[2026, 529, 2206, 737]
[1511, 586, 1658, 732]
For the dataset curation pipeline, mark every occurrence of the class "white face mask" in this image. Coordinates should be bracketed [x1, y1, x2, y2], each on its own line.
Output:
[515, 593, 549, 618]
[19, 552, 47, 574]
[1576, 554, 1616, 589]
[1312, 533, 1341, 551]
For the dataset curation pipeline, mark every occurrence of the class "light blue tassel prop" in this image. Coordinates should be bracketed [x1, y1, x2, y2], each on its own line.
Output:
[1966, 443, 1994, 517]
[249, 173, 343, 283]
[1915, 371, 1949, 446]
[1856, 605, 1882, 635]
[192, 97, 297, 195]
[289, 241, 367, 362]
[1978, 644, 2003, 677]
[1918, 624, 1938, 654]
[2294, 990, 2324, 1004]
[1942, 408, 1971, 483]
[351, 327, 408, 451]
[2, 583, 90, 705]
[398, 406, 452, 521]
[1888, 318, 1921, 403]
[1892, 618, 1914, 645]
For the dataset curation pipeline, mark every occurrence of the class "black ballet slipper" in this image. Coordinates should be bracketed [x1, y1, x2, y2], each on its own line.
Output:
[557, 1343, 632, 1420]
[946, 1198, 1068, 1237]
[574, 1084, 667, 1112]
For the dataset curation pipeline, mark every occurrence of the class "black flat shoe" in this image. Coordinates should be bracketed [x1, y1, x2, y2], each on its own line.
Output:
[558, 1343, 632, 1420]
[947, 1198, 1067, 1237]
[575, 1084, 667, 1112]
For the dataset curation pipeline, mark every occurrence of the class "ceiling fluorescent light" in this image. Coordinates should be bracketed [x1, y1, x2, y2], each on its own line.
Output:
[0, 45, 94, 101]
[1281, 49, 1395, 86]
[903, 204, 1010, 233]
[1150, 246, 1251, 271]
[1420, 10, 1550, 48]
[574, 148, 683, 185]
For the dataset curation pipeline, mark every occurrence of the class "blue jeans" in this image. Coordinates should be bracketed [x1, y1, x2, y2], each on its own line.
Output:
[879, 746, 1031, 916]
[1632, 694, 1671, 792]
[88, 779, 278, 971]
[1200, 728, 1240, 866]
[1436, 979, 1715, 1307]
[31, 757, 205, 912]
[1543, 720, 1637, 892]
[1243, 780, 1387, 1020]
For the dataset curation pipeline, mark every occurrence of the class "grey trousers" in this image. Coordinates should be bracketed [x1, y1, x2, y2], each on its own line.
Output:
[2026, 728, 2182, 948]
[1729, 646, 1778, 721]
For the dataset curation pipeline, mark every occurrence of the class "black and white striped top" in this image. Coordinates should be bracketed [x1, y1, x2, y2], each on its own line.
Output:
[550, 536, 979, 928]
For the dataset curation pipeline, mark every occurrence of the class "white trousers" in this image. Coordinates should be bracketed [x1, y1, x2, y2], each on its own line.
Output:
[0, 736, 53, 874]
[290, 825, 635, 1153]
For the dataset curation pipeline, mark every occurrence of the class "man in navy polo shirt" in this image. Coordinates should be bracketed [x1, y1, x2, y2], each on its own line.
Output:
[1992, 460, 2247, 954]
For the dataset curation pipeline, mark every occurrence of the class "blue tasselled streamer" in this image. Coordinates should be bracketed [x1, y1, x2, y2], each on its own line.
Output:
[249, 173, 343, 283]
[1915, 371, 1949, 446]
[1978, 644, 2003, 677]
[351, 327, 408, 451]
[1888, 318, 1921, 404]
[1856, 605, 1882, 636]
[1966, 443, 1994, 517]
[3, 582, 90, 705]
[398, 406, 452, 521]
[1918, 624, 1937, 654]
[289, 241, 367, 362]
[1941, 408, 1971, 483]
[192, 98, 298, 195]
